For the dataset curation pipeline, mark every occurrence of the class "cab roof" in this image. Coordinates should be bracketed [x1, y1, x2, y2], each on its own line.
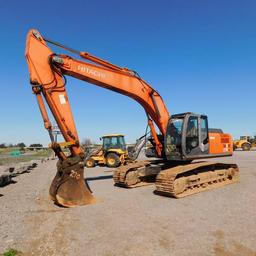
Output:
[102, 134, 125, 138]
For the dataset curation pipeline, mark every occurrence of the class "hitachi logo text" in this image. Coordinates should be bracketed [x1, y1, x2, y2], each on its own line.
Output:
[77, 66, 106, 79]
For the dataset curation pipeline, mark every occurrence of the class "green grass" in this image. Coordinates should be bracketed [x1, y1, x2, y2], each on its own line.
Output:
[0, 150, 52, 166]
[1, 248, 22, 256]
[0, 148, 20, 154]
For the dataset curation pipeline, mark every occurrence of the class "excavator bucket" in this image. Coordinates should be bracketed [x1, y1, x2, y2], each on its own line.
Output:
[49, 159, 96, 207]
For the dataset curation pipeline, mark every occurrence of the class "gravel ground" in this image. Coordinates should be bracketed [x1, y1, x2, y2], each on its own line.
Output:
[0, 151, 256, 256]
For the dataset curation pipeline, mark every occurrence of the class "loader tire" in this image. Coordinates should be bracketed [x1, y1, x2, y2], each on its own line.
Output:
[106, 153, 120, 168]
[242, 143, 251, 151]
[85, 158, 96, 168]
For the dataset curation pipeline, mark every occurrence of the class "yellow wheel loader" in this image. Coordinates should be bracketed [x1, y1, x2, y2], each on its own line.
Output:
[233, 136, 256, 151]
[85, 134, 129, 168]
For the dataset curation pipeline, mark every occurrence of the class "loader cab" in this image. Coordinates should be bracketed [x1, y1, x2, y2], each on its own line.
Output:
[165, 113, 209, 161]
[102, 134, 126, 152]
[240, 135, 250, 141]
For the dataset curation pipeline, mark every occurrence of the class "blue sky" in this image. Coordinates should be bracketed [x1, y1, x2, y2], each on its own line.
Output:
[0, 0, 255, 145]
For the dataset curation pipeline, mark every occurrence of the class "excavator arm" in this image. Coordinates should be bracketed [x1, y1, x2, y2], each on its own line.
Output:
[25, 29, 170, 207]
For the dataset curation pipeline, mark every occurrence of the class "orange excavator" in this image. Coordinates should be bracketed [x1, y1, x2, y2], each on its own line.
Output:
[25, 29, 239, 207]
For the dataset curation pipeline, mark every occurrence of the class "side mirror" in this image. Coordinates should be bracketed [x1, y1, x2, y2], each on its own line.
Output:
[100, 137, 102, 141]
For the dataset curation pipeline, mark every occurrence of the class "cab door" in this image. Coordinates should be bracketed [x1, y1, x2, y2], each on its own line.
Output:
[165, 117, 184, 160]
[184, 114, 209, 157]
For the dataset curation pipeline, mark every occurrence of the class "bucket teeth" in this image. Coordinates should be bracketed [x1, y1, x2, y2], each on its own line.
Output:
[49, 158, 96, 207]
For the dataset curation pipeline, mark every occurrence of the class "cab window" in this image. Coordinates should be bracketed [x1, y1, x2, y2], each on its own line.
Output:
[186, 116, 199, 153]
[200, 117, 208, 144]
[166, 118, 183, 157]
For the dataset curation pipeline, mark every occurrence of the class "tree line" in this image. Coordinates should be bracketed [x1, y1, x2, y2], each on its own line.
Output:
[0, 143, 43, 148]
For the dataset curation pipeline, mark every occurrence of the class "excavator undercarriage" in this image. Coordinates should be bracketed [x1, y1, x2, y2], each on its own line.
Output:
[114, 161, 239, 198]
[155, 161, 239, 198]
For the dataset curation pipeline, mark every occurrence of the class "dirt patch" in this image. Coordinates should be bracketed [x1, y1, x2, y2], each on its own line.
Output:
[23, 219, 69, 256]
[22, 193, 70, 255]
[1, 153, 256, 256]
[213, 230, 256, 256]
[158, 236, 172, 250]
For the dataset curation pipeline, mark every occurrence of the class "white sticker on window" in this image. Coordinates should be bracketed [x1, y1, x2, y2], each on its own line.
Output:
[59, 94, 66, 104]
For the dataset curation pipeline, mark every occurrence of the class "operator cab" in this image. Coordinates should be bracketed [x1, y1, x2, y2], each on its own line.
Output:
[102, 134, 126, 152]
[240, 135, 250, 141]
[165, 112, 209, 161]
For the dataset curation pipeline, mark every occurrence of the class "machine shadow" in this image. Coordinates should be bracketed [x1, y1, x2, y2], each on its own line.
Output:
[85, 175, 113, 181]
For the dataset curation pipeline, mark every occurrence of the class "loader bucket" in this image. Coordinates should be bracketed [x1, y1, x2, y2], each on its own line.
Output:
[49, 158, 96, 207]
